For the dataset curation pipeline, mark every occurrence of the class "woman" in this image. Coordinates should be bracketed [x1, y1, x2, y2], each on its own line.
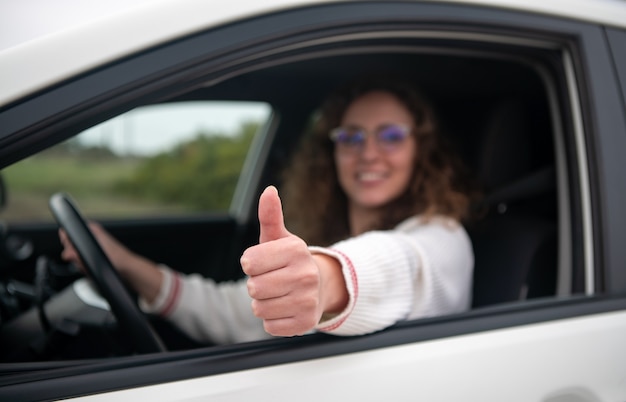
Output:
[60, 78, 474, 344]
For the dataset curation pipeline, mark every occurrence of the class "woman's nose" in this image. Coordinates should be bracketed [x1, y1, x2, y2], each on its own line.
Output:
[359, 134, 381, 159]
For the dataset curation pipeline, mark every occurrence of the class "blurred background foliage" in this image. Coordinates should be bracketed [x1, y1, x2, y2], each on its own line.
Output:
[114, 121, 257, 210]
[0, 121, 259, 222]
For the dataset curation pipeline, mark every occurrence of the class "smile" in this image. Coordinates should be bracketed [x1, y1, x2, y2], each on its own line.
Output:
[357, 172, 387, 182]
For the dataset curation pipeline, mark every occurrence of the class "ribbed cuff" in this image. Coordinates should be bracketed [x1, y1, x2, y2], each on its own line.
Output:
[138, 265, 181, 317]
[309, 246, 358, 333]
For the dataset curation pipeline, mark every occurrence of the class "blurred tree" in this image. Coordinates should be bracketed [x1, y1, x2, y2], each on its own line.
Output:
[114, 121, 259, 211]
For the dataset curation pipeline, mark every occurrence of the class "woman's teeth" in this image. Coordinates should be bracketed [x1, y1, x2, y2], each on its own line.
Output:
[358, 172, 385, 181]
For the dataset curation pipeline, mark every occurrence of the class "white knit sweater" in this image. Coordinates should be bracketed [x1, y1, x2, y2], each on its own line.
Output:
[140, 215, 474, 344]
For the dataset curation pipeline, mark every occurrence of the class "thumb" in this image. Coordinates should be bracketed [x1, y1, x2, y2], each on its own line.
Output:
[258, 185, 289, 243]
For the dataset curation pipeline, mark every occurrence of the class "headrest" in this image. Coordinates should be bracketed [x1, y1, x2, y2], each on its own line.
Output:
[472, 99, 532, 192]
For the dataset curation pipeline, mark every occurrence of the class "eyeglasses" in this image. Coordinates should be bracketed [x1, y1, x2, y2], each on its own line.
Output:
[329, 124, 412, 153]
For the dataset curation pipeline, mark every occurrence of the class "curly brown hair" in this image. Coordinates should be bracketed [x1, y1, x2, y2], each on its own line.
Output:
[281, 78, 473, 246]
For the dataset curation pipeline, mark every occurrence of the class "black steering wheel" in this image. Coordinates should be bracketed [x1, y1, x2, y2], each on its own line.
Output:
[49, 193, 165, 354]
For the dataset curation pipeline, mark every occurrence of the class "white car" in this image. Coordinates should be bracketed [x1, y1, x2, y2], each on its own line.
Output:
[1, 0, 625, 400]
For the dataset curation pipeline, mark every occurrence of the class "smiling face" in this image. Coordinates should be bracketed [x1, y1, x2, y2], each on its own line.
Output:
[334, 90, 417, 232]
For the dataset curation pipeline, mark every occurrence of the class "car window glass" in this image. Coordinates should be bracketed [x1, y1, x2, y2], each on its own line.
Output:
[0, 101, 272, 223]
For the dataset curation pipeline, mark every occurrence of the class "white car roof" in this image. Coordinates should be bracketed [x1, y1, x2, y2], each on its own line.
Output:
[1, 0, 625, 107]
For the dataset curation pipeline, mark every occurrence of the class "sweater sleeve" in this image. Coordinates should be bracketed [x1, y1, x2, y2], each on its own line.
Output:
[313, 217, 473, 336]
[139, 266, 273, 344]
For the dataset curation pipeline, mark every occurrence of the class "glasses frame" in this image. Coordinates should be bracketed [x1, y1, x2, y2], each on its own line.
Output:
[329, 124, 413, 154]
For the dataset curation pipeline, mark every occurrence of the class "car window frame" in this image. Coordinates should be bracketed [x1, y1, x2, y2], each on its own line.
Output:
[1, 1, 626, 399]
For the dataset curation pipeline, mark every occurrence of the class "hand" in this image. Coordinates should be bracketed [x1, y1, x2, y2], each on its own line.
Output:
[59, 222, 135, 274]
[59, 222, 164, 303]
[241, 186, 330, 337]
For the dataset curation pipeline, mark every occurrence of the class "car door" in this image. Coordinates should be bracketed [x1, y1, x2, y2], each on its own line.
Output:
[1, 1, 625, 401]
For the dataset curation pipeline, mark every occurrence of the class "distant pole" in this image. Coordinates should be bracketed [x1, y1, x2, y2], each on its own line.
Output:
[102, 123, 111, 149]
[124, 113, 133, 156]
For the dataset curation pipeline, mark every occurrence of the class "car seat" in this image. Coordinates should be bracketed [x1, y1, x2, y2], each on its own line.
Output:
[449, 99, 558, 307]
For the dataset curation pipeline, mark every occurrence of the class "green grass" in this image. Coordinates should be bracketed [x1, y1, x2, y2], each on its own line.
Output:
[4, 156, 138, 196]
[1, 155, 190, 223]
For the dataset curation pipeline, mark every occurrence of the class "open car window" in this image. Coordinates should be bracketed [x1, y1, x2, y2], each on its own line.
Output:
[0, 34, 576, 354]
[0, 11, 584, 354]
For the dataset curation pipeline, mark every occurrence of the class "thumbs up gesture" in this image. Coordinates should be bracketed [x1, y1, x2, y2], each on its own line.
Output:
[241, 186, 346, 337]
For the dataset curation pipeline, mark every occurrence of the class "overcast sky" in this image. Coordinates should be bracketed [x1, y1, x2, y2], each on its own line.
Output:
[80, 102, 271, 156]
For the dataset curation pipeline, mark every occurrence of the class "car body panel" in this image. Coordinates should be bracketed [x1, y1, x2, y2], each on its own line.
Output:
[54, 310, 626, 401]
[2, 0, 626, 107]
[2, 298, 625, 401]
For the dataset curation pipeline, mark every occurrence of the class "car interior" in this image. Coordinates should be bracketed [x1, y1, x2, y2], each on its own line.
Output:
[0, 37, 574, 362]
